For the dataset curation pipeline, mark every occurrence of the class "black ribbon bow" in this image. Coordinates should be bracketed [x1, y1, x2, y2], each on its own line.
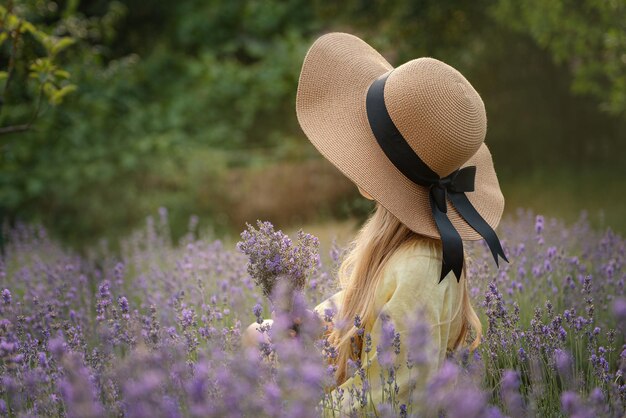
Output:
[365, 71, 508, 283]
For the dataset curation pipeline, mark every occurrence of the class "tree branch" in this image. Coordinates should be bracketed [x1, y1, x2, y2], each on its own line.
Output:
[0, 22, 22, 119]
[0, 124, 31, 135]
[0, 66, 46, 137]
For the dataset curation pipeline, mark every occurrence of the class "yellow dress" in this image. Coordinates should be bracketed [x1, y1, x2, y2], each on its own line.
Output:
[313, 237, 464, 416]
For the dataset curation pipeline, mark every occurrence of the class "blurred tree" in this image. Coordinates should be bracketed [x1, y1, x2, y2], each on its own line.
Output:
[0, 0, 133, 243]
[491, 0, 626, 116]
[1, 0, 624, 247]
[0, 2, 77, 135]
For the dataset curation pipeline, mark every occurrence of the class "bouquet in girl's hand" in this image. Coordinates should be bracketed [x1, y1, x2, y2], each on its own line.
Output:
[237, 221, 320, 314]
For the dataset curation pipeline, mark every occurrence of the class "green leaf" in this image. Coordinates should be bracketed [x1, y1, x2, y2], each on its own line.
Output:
[50, 37, 76, 56]
[49, 84, 77, 105]
[29, 58, 53, 75]
[29, 28, 49, 44]
[42, 81, 56, 98]
[54, 70, 71, 79]
[0, 71, 7, 81]
[5, 14, 20, 31]
[20, 21, 37, 35]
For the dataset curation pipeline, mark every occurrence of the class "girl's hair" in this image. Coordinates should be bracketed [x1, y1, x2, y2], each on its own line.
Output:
[327, 203, 482, 386]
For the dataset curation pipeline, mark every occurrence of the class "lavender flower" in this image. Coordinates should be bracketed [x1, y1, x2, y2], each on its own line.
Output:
[252, 303, 263, 325]
[237, 221, 319, 308]
[96, 280, 112, 322]
[501, 370, 525, 417]
[0, 210, 623, 417]
[1, 288, 11, 305]
[535, 215, 545, 234]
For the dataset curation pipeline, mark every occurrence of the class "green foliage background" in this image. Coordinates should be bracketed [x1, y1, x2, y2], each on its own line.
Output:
[1, 0, 625, 248]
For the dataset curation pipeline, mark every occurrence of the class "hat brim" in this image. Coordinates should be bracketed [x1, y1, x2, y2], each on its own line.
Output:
[296, 32, 505, 241]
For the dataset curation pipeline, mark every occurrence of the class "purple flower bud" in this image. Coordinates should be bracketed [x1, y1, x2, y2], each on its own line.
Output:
[167, 326, 177, 338]
[543, 259, 552, 272]
[38, 352, 48, 368]
[564, 310, 571, 322]
[535, 215, 544, 234]
[118, 296, 129, 313]
[181, 309, 194, 327]
[96, 280, 112, 322]
[48, 336, 66, 358]
[590, 387, 604, 405]
[329, 241, 341, 264]
[1, 289, 10, 305]
[323, 307, 335, 323]
[252, 303, 263, 325]
[555, 349, 572, 378]
[561, 391, 582, 415]
[582, 275, 592, 294]
[501, 369, 519, 391]
[158, 206, 168, 222]
[364, 334, 372, 353]
[613, 298, 626, 323]
[0, 340, 15, 355]
[532, 265, 542, 278]
[114, 262, 125, 284]
[518, 347, 527, 362]
[98, 281, 111, 299]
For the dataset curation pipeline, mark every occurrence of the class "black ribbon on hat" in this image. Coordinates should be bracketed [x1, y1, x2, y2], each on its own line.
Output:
[365, 71, 508, 283]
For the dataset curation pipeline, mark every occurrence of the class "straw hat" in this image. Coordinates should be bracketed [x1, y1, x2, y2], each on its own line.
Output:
[296, 32, 504, 242]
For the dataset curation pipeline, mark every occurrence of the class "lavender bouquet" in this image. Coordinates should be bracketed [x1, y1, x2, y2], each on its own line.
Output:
[237, 221, 320, 317]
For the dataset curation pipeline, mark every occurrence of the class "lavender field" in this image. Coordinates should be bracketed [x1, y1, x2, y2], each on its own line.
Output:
[0, 209, 624, 418]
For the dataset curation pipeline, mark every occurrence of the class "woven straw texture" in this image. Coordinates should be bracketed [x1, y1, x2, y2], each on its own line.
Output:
[296, 32, 504, 241]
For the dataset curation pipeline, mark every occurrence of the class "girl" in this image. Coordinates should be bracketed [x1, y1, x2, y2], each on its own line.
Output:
[243, 32, 508, 414]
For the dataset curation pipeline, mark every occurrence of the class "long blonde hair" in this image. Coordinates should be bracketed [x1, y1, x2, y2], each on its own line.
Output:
[327, 203, 482, 386]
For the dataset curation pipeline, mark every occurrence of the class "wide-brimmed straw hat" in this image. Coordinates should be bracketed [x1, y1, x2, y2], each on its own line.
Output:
[296, 32, 508, 281]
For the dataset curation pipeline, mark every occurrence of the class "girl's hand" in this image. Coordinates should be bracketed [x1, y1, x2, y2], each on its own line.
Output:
[270, 309, 308, 339]
[271, 309, 325, 338]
